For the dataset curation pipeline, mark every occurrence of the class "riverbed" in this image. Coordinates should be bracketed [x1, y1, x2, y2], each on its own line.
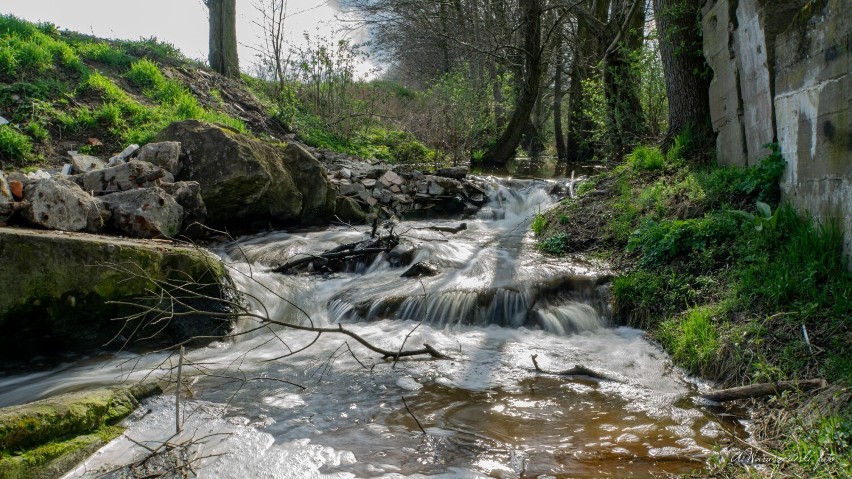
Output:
[2, 177, 735, 478]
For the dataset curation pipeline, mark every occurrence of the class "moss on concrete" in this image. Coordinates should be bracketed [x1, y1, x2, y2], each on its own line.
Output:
[0, 384, 161, 479]
[0, 227, 229, 360]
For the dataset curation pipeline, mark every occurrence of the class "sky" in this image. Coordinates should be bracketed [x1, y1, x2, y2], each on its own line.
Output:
[0, 0, 373, 75]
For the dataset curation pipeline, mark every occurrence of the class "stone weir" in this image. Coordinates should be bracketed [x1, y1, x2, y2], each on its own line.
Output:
[0, 227, 229, 363]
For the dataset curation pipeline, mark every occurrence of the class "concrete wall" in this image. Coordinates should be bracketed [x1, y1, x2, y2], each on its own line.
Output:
[703, 0, 852, 265]
[774, 0, 852, 265]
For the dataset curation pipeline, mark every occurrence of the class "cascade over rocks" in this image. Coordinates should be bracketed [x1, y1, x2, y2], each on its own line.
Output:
[154, 120, 336, 228]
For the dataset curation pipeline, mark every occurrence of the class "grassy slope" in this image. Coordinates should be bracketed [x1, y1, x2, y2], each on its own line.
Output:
[0, 15, 432, 171]
[0, 16, 255, 169]
[535, 135, 851, 477]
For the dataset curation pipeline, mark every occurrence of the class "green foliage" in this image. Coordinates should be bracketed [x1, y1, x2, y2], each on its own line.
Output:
[0, 125, 35, 163]
[76, 41, 133, 67]
[658, 306, 720, 373]
[734, 206, 850, 318]
[738, 143, 786, 203]
[125, 58, 165, 90]
[783, 414, 852, 476]
[627, 213, 741, 267]
[531, 212, 547, 236]
[538, 233, 570, 256]
[626, 145, 666, 171]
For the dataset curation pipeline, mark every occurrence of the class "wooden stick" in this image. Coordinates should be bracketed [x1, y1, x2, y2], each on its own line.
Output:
[402, 396, 426, 435]
[701, 379, 828, 402]
[530, 354, 613, 381]
[176, 345, 184, 435]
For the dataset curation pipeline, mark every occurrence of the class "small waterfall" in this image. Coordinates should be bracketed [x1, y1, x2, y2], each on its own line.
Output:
[222, 175, 609, 337]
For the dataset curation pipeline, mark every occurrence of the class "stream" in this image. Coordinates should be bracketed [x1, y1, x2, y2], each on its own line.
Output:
[0, 176, 737, 478]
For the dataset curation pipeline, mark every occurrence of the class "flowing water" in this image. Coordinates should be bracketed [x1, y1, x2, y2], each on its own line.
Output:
[0, 177, 735, 478]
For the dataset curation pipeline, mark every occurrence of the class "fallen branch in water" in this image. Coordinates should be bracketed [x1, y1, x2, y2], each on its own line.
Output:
[415, 222, 468, 234]
[700, 378, 828, 402]
[273, 234, 399, 274]
[530, 354, 613, 381]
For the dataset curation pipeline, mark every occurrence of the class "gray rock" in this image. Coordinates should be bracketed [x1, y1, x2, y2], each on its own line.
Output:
[102, 187, 183, 238]
[362, 178, 377, 188]
[160, 181, 207, 226]
[136, 141, 182, 176]
[22, 177, 109, 232]
[107, 144, 140, 166]
[69, 153, 107, 173]
[334, 196, 367, 223]
[380, 170, 404, 187]
[0, 173, 12, 216]
[401, 260, 441, 278]
[72, 160, 162, 193]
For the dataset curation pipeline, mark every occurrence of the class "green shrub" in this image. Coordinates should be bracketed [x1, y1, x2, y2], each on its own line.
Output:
[126, 59, 165, 90]
[626, 145, 666, 171]
[0, 125, 35, 163]
[627, 213, 741, 267]
[531, 212, 547, 236]
[538, 233, 570, 255]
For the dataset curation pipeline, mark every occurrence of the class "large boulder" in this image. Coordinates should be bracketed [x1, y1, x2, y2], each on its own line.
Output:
[0, 228, 228, 360]
[154, 120, 336, 228]
[22, 177, 110, 233]
[101, 187, 183, 238]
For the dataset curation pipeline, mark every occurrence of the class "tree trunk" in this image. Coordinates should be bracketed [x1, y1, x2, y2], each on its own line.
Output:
[483, 0, 543, 168]
[602, 0, 647, 158]
[653, 0, 712, 150]
[208, 0, 239, 78]
[564, 0, 608, 163]
[553, 35, 567, 162]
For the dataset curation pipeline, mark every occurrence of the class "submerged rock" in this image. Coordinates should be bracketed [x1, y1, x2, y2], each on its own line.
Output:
[401, 260, 441, 278]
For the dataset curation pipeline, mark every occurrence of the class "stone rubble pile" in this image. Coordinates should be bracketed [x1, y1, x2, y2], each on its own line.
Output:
[1, 121, 498, 240]
[312, 148, 489, 221]
[1, 141, 204, 239]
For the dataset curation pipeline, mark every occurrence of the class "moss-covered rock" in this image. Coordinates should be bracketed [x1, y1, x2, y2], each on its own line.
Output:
[154, 120, 336, 228]
[0, 384, 160, 479]
[0, 227, 229, 360]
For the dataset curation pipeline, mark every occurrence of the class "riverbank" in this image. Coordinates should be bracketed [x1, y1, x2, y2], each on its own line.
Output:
[535, 139, 852, 477]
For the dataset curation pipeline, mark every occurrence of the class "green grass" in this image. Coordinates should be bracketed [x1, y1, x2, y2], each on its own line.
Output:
[0, 15, 246, 166]
[626, 145, 666, 171]
[0, 125, 35, 164]
[658, 306, 720, 373]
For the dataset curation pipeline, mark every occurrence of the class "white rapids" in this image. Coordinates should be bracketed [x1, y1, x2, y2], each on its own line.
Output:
[0, 177, 729, 478]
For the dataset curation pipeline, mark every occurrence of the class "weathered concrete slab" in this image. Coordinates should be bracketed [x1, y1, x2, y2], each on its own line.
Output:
[0, 227, 228, 360]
